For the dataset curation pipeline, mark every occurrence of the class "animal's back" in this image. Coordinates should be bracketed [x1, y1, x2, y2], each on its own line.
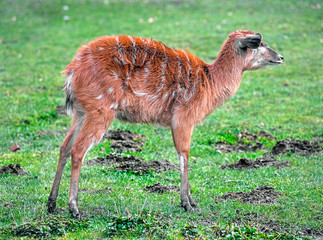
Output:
[65, 35, 209, 126]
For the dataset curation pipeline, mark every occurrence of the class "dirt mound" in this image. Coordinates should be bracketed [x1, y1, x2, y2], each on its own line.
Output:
[216, 141, 266, 153]
[79, 187, 110, 194]
[87, 154, 139, 166]
[0, 164, 29, 175]
[114, 159, 178, 174]
[86, 154, 178, 174]
[145, 183, 180, 193]
[215, 185, 284, 205]
[102, 129, 145, 152]
[221, 155, 291, 170]
[56, 105, 67, 116]
[271, 138, 323, 156]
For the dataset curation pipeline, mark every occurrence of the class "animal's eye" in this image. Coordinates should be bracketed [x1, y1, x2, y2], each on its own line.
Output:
[260, 42, 265, 47]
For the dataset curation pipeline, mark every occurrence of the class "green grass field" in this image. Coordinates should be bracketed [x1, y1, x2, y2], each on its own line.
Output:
[0, 0, 322, 239]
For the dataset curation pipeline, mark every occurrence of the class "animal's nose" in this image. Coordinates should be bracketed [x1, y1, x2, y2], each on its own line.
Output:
[279, 55, 284, 62]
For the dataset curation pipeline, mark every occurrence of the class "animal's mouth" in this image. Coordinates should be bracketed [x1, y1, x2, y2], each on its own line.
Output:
[268, 60, 283, 65]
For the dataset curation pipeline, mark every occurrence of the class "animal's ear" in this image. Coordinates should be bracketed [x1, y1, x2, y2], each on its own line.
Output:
[238, 33, 262, 49]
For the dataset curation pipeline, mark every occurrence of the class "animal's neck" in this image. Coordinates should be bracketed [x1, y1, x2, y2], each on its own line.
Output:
[207, 46, 244, 108]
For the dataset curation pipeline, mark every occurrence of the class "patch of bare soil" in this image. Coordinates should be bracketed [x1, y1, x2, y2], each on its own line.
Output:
[86, 154, 139, 166]
[145, 183, 180, 193]
[215, 185, 284, 205]
[56, 105, 67, 116]
[102, 129, 145, 153]
[86, 154, 178, 174]
[271, 138, 323, 156]
[221, 155, 291, 170]
[79, 187, 110, 194]
[0, 164, 29, 175]
[216, 141, 266, 153]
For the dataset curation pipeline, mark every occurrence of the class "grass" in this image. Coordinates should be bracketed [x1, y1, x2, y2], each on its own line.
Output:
[0, 0, 322, 239]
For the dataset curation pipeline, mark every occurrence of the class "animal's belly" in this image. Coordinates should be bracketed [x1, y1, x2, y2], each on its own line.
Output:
[116, 106, 172, 126]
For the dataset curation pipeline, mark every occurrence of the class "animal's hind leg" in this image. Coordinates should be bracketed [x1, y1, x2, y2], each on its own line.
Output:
[68, 109, 114, 219]
[47, 112, 84, 213]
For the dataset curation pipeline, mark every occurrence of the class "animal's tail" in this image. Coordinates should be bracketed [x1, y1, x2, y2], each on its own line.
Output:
[63, 70, 75, 116]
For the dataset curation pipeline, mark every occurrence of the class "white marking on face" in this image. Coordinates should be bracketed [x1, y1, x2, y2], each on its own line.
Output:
[177, 154, 185, 175]
[96, 94, 103, 100]
[252, 60, 261, 68]
[259, 46, 266, 54]
[110, 103, 118, 110]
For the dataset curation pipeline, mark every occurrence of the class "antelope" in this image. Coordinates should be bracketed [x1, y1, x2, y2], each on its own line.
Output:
[47, 30, 284, 218]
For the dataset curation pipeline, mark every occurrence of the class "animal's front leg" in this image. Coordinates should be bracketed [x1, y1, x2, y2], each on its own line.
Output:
[171, 124, 197, 211]
[177, 154, 197, 210]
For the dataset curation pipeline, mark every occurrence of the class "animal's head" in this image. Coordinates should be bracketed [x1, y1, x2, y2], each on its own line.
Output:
[229, 30, 284, 71]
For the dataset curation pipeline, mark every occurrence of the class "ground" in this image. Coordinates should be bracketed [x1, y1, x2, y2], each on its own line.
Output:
[0, 0, 322, 239]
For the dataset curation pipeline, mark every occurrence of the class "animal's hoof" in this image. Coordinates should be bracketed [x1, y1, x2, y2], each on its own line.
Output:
[71, 211, 81, 220]
[69, 202, 80, 219]
[69, 207, 81, 219]
[47, 201, 57, 213]
[189, 199, 198, 207]
[180, 201, 193, 211]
